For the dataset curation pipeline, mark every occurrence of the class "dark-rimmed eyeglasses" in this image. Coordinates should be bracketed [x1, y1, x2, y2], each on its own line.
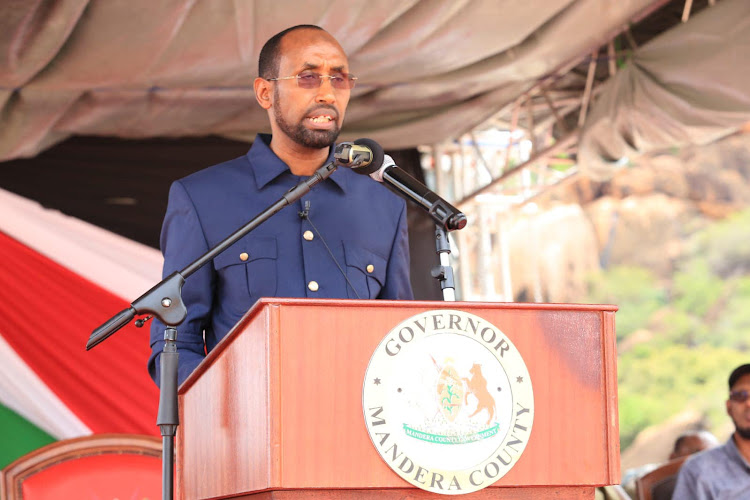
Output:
[267, 71, 357, 90]
[729, 390, 749, 403]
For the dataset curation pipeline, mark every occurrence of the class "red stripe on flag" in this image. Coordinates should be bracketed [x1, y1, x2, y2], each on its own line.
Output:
[0, 231, 158, 435]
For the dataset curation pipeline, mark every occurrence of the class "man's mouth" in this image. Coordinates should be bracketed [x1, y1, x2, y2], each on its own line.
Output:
[308, 115, 334, 124]
[306, 111, 337, 130]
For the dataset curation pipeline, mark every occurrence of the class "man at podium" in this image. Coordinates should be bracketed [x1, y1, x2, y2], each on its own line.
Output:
[148, 25, 413, 386]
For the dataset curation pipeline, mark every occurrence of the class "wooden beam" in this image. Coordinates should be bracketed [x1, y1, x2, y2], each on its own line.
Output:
[541, 88, 569, 134]
[682, 0, 694, 22]
[526, 97, 536, 156]
[468, 132, 494, 178]
[504, 97, 522, 170]
[624, 27, 638, 50]
[578, 50, 598, 127]
[520, 169, 580, 205]
[456, 129, 580, 207]
[607, 40, 617, 77]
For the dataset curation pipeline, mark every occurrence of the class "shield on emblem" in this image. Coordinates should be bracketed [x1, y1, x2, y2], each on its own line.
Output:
[436, 362, 463, 422]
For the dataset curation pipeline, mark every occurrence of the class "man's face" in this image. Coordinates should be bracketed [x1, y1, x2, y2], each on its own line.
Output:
[270, 30, 351, 149]
[727, 373, 750, 440]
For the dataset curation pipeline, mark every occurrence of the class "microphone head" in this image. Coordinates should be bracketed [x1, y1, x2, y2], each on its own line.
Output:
[369, 154, 395, 183]
[351, 138, 384, 175]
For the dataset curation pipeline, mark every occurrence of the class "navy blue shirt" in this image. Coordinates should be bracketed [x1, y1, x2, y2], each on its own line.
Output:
[149, 134, 413, 385]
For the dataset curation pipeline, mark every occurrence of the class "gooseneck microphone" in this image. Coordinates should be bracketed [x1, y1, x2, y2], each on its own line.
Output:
[335, 139, 467, 231]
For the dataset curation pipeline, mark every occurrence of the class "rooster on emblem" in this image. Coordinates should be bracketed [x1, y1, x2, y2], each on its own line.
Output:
[435, 358, 463, 422]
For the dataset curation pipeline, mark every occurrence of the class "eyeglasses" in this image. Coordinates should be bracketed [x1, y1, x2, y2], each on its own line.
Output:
[729, 390, 750, 403]
[267, 71, 357, 90]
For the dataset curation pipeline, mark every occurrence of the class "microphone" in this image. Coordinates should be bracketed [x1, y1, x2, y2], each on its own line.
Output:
[335, 139, 467, 232]
[334, 138, 383, 175]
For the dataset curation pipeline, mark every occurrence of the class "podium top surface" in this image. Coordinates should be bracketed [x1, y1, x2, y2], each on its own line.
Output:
[180, 298, 617, 391]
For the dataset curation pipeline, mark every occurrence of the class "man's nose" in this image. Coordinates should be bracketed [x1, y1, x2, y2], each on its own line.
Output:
[315, 77, 336, 103]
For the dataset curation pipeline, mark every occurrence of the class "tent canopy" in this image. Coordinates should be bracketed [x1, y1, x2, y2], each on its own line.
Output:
[578, 0, 750, 179]
[1, 0, 665, 161]
[1, 0, 748, 230]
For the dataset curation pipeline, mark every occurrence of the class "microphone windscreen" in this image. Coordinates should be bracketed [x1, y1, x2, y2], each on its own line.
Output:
[352, 138, 384, 175]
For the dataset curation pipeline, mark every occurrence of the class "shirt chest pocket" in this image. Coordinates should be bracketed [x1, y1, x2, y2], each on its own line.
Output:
[343, 241, 387, 299]
[213, 236, 278, 312]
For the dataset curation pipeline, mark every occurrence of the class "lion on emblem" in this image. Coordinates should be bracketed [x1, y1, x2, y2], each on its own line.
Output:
[463, 363, 496, 425]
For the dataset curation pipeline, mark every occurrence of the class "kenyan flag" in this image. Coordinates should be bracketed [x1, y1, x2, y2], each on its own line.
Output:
[0, 190, 160, 467]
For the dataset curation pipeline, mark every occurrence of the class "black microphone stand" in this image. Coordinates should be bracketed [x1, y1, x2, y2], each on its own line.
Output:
[85, 158, 343, 500]
[374, 161, 464, 302]
[336, 144, 466, 302]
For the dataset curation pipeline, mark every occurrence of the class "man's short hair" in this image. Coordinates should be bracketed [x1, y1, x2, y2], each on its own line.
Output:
[729, 363, 750, 389]
[258, 25, 325, 79]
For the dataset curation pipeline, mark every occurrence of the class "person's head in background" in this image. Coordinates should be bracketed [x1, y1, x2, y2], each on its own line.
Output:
[669, 430, 719, 460]
[727, 363, 750, 442]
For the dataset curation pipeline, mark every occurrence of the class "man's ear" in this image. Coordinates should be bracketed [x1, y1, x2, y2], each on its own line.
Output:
[254, 77, 272, 109]
[726, 399, 732, 416]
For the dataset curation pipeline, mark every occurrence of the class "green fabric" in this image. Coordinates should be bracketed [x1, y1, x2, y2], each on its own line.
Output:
[0, 403, 56, 468]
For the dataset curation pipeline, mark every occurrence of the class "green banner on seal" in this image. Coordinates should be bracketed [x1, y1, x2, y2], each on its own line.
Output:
[403, 423, 499, 445]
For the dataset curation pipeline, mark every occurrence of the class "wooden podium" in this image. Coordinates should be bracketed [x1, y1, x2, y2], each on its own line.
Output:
[177, 299, 619, 499]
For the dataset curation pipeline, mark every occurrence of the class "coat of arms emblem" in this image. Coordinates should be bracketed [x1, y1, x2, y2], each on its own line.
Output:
[363, 310, 534, 495]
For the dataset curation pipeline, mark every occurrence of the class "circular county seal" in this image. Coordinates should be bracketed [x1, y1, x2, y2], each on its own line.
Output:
[362, 310, 534, 495]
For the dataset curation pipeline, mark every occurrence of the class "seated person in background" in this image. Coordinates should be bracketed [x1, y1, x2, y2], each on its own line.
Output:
[672, 363, 750, 500]
[669, 430, 719, 460]
[621, 429, 718, 498]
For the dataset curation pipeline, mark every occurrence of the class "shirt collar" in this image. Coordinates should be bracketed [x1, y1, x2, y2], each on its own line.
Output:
[246, 133, 348, 192]
[728, 435, 750, 470]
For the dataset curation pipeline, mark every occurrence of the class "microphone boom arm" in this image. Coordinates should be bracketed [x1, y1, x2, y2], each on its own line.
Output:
[86, 159, 339, 350]
[381, 167, 467, 232]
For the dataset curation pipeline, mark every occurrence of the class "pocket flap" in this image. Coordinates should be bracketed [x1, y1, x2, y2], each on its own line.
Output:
[213, 236, 277, 270]
[343, 241, 387, 285]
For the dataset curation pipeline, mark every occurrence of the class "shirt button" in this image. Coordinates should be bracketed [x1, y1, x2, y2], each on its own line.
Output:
[239, 252, 249, 261]
[303, 230, 314, 241]
[308, 280, 319, 292]
[366, 264, 374, 273]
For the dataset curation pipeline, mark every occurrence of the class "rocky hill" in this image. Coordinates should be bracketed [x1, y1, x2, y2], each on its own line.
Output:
[505, 132, 750, 303]
[502, 132, 750, 469]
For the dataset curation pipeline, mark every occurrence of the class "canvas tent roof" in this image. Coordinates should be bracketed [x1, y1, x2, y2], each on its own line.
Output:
[1, 0, 668, 162]
[578, 0, 750, 179]
[2, 0, 748, 181]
